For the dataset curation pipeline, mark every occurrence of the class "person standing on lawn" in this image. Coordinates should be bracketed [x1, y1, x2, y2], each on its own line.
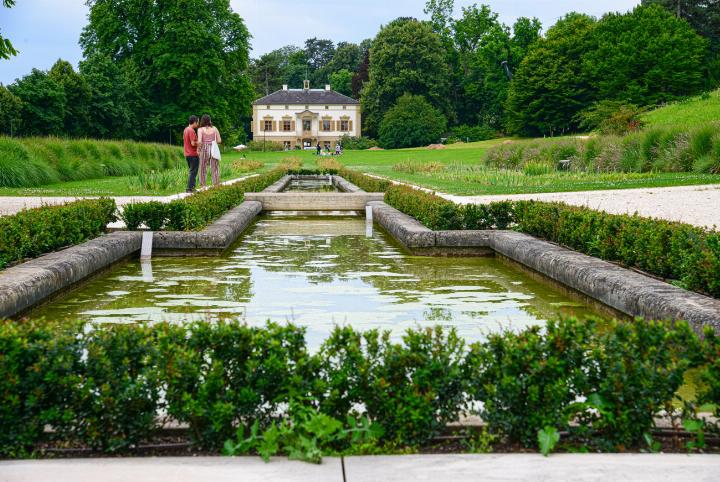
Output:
[198, 114, 222, 187]
[183, 115, 200, 193]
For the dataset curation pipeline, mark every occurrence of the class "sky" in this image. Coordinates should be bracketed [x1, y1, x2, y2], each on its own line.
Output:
[0, 0, 640, 85]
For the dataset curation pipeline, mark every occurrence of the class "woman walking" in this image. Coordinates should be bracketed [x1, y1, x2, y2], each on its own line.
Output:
[198, 114, 222, 187]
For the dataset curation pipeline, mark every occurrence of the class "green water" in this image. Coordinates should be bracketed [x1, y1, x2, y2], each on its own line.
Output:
[28, 215, 606, 346]
[283, 178, 338, 192]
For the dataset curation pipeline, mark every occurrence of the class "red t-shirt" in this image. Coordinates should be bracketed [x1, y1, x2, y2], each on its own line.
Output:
[183, 126, 198, 157]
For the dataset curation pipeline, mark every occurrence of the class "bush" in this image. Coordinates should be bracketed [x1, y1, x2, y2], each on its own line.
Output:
[123, 168, 286, 231]
[338, 135, 378, 150]
[0, 198, 117, 269]
[448, 124, 496, 143]
[575, 100, 645, 135]
[247, 140, 286, 151]
[316, 158, 391, 192]
[378, 94, 447, 149]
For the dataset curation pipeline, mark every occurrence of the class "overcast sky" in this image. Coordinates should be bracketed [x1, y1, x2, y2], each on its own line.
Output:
[0, 0, 639, 85]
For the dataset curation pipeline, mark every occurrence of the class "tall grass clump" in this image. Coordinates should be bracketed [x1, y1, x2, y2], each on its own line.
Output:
[0, 136, 183, 187]
[484, 124, 720, 175]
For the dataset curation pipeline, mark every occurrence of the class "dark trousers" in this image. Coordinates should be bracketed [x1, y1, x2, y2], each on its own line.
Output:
[186, 156, 199, 191]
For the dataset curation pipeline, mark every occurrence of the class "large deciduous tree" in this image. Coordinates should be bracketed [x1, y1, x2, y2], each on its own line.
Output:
[9, 69, 67, 136]
[0, 85, 22, 135]
[80, 0, 254, 142]
[49, 60, 92, 137]
[0, 0, 18, 59]
[361, 17, 452, 138]
[378, 93, 447, 149]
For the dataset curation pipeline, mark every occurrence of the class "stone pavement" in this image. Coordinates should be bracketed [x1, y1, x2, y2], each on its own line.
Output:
[1, 454, 719, 482]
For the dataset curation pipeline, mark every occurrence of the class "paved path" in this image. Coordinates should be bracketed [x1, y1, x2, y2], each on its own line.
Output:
[445, 184, 720, 229]
[1, 454, 718, 482]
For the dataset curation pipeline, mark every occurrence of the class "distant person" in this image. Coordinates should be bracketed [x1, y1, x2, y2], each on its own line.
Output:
[335, 144, 341, 155]
[198, 114, 222, 187]
[316, 143, 321, 155]
[183, 115, 199, 193]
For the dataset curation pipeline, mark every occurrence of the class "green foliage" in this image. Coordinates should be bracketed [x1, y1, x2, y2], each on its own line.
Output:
[538, 427, 560, 456]
[0, 136, 182, 188]
[9, 69, 67, 137]
[81, 0, 254, 141]
[512, 200, 720, 297]
[329, 69, 354, 97]
[223, 405, 383, 463]
[122, 168, 286, 231]
[575, 100, 645, 135]
[0, 85, 22, 136]
[247, 140, 286, 152]
[379, 94, 448, 149]
[385, 184, 514, 230]
[448, 124, 497, 143]
[0, 318, 717, 457]
[0, 198, 116, 269]
[0, 0, 17, 60]
[468, 318, 593, 447]
[361, 18, 452, 137]
[338, 135, 378, 150]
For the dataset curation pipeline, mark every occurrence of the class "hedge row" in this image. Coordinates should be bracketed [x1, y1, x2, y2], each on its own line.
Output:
[0, 198, 116, 269]
[382, 184, 720, 298]
[1, 317, 717, 457]
[121, 168, 286, 231]
[316, 158, 392, 192]
[0, 136, 183, 188]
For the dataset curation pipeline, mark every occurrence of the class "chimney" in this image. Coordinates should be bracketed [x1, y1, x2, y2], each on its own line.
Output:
[282, 84, 288, 91]
[325, 84, 331, 91]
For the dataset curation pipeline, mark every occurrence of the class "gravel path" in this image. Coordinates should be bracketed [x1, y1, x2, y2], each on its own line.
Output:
[443, 184, 720, 229]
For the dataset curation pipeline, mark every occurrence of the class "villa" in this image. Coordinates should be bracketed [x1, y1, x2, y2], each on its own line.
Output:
[251, 80, 361, 149]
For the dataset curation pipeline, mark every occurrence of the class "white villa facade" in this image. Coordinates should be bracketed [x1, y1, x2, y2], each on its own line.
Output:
[251, 80, 361, 149]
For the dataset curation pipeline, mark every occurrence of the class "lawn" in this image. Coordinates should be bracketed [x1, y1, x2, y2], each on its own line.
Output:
[641, 89, 720, 129]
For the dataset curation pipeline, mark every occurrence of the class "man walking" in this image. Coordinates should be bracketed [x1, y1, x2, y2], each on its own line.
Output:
[183, 115, 200, 193]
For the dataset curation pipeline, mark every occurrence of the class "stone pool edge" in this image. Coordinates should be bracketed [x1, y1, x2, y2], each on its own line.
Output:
[368, 201, 720, 333]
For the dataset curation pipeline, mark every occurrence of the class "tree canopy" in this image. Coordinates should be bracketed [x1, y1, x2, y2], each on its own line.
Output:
[378, 93, 447, 148]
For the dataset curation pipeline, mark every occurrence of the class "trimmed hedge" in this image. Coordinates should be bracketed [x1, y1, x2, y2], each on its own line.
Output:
[0, 318, 715, 457]
[381, 183, 720, 298]
[0, 198, 116, 269]
[121, 168, 286, 231]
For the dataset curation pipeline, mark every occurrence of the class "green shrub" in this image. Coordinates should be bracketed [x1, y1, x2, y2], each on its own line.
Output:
[247, 140, 286, 151]
[448, 124, 496, 143]
[467, 318, 594, 447]
[125, 168, 286, 231]
[158, 321, 311, 450]
[0, 198, 117, 269]
[378, 94, 447, 149]
[316, 326, 468, 447]
[338, 135, 378, 150]
[0, 137, 59, 187]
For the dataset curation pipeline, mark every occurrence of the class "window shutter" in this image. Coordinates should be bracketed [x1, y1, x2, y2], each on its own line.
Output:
[291, 121, 296, 131]
[330, 121, 335, 131]
[349, 120, 353, 131]
[273, 121, 277, 131]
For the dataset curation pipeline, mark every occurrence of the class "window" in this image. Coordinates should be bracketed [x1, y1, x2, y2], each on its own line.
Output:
[285, 105, 289, 109]
[340, 120, 349, 131]
[283, 120, 292, 131]
[343, 106, 347, 110]
[322, 120, 331, 131]
[325, 106, 329, 110]
[302, 119, 312, 131]
[263, 120, 272, 131]
[305, 105, 309, 110]
[283, 141, 291, 150]
[266, 105, 271, 109]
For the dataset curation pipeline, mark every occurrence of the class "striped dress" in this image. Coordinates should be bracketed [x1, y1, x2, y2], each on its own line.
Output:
[199, 128, 220, 186]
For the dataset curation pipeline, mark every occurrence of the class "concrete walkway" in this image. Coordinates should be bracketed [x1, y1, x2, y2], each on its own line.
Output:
[1, 454, 718, 482]
[445, 184, 720, 229]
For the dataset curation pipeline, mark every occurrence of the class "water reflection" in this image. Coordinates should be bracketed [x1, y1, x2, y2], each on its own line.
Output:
[28, 216, 604, 344]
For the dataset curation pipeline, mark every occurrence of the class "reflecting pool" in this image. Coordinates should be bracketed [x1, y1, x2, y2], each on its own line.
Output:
[283, 178, 339, 192]
[28, 216, 608, 346]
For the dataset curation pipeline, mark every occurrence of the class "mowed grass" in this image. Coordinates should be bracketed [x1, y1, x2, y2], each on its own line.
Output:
[641, 89, 720, 129]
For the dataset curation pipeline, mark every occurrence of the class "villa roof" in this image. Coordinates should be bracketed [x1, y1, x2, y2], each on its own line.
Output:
[253, 88, 359, 106]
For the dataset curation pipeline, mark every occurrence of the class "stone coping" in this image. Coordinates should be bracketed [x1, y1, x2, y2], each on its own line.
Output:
[369, 201, 720, 332]
[0, 232, 142, 318]
[245, 192, 384, 211]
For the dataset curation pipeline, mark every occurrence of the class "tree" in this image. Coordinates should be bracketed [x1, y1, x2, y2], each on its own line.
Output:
[351, 51, 369, 99]
[329, 69, 353, 96]
[49, 60, 92, 137]
[378, 93, 447, 148]
[584, 5, 707, 105]
[505, 13, 597, 136]
[1, 0, 18, 59]
[79, 53, 145, 139]
[0, 85, 22, 135]
[81, 0, 254, 142]
[361, 17, 452, 138]
[305, 37, 335, 85]
[9, 69, 66, 136]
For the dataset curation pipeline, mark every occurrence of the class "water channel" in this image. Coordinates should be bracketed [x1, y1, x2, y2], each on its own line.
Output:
[28, 212, 607, 347]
